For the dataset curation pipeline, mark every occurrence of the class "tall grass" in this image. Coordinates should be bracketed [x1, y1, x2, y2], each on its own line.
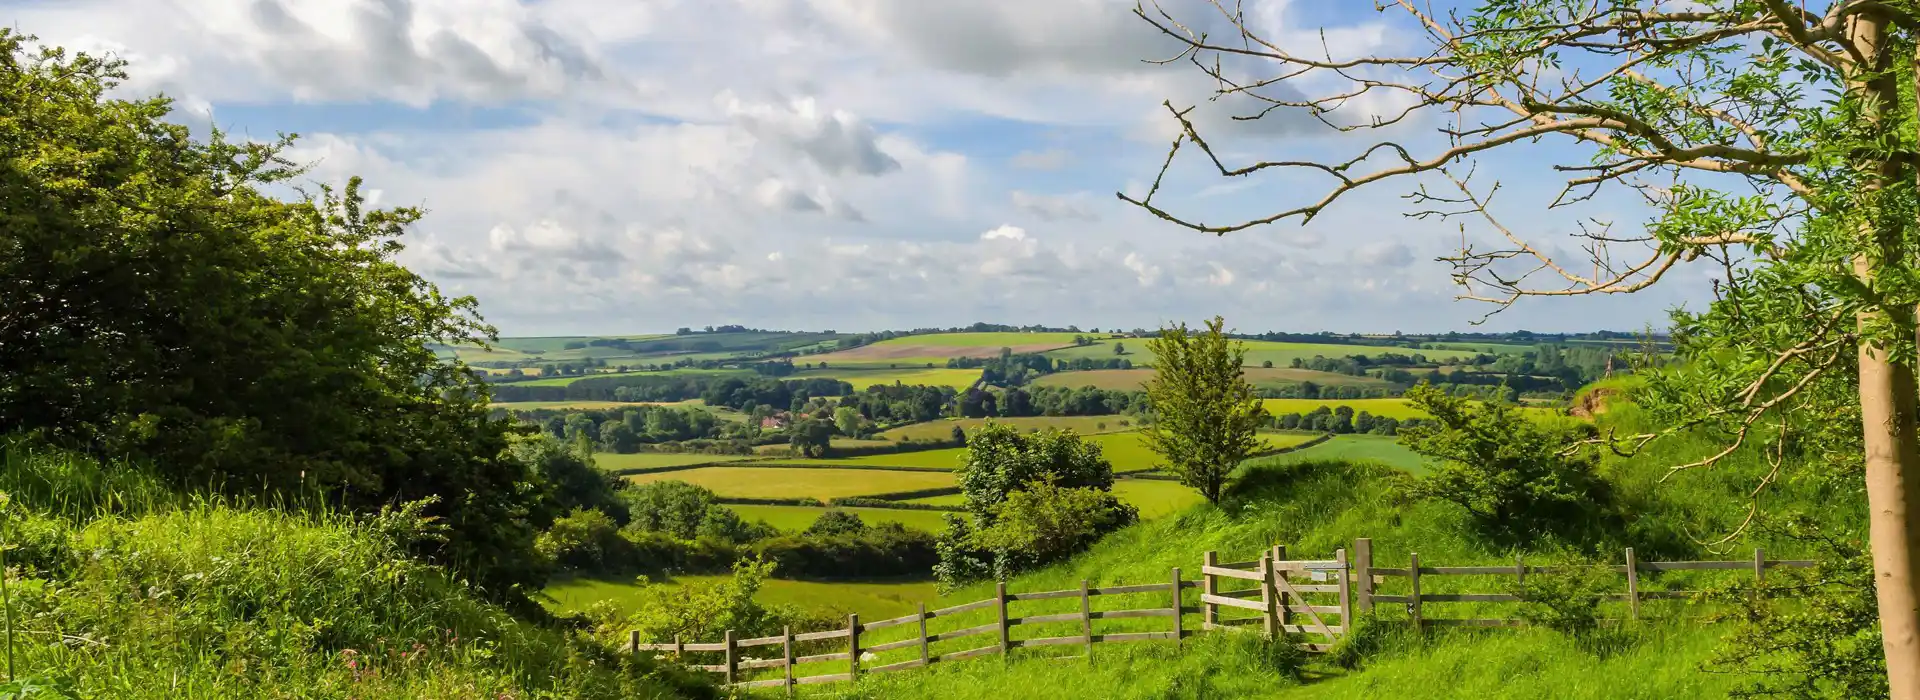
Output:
[0, 441, 713, 698]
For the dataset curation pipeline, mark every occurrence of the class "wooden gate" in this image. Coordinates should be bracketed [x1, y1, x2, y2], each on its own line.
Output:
[1198, 546, 1351, 651]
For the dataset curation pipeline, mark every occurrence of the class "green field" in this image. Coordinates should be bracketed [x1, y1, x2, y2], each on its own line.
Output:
[879, 416, 1137, 441]
[543, 575, 937, 620]
[793, 367, 982, 390]
[1245, 434, 1431, 474]
[899, 493, 968, 507]
[1032, 367, 1396, 392]
[625, 467, 955, 501]
[729, 505, 954, 533]
[803, 430, 1315, 473]
[487, 400, 647, 411]
[1111, 479, 1208, 519]
[1042, 339, 1489, 369]
[806, 332, 1093, 368]
[512, 367, 749, 387]
[1261, 397, 1428, 419]
[593, 452, 760, 471]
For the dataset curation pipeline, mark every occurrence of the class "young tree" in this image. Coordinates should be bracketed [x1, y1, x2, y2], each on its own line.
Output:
[1122, 2, 1920, 691]
[1142, 317, 1267, 503]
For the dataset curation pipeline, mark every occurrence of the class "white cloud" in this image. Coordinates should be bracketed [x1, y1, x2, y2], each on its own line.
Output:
[723, 93, 901, 176]
[1010, 191, 1099, 222]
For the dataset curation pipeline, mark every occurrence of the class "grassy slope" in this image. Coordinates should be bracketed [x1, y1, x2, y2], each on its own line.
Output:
[0, 446, 708, 699]
[758, 385, 1841, 698]
[1250, 434, 1430, 474]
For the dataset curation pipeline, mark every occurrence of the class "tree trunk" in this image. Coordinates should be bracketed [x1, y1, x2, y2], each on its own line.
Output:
[1853, 13, 1920, 698]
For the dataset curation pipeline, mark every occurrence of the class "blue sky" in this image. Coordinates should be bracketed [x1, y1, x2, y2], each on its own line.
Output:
[7, 0, 1714, 336]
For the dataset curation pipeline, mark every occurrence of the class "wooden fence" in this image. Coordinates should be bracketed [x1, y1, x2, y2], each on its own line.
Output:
[633, 539, 1820, 692]
[1349, 538, 1818, 629]
[633, 571, 1198, 694]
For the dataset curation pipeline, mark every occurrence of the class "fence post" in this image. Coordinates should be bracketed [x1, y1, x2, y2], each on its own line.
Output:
[1516, 555, 1526, 588]
[1272, 544, 1289, 630]
[1753, 547, 1766, 583]
[1353, 538, 1374, 614]
[628, 630, 638, 654]
[1203, 551, 1219, 629]
[1335, 547, 1351, 634]
[672, 633, 683, 663]
[724, 630, 737, 686]
[1080, 579, 1095, 665]
[917, 603, 930, 666]
[996, 581, 1011, 662]
[848, 613, 861, 681]
[1170, 567, 1185, 645]
[1409, 552, 1423, 634]
[1624, 547, 1640, 622]
[783, 625, 796, 696]
[1260, 555, 1278, 639]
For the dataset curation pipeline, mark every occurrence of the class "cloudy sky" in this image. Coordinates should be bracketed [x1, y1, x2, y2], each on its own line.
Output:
[8, 0, 1714, 336]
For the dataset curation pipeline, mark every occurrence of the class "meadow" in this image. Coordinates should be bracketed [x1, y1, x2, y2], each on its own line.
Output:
[625, 466, 956, 501]
[513, 367, 749, 387]
[1041, 339, 1504, 369]
[1110, 478, 1208, 518]
[1246, 434, 1430, 474]
[1032, 367, 1397, 392]
[877, 415, 1136, 441]
[593, 451, 763, 471]
[805, 332, 1091, 368]
[543, 575, 938, 620]
[1260, 397, 1428, 420]
[729, 504, 954, 533]
[792, 367, 982, 390]
[773, 431, 1318, 473]
[487, 400, 649, 410]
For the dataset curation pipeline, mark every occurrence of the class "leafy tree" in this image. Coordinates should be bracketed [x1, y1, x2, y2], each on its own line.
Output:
[951, 425, 967, 445]
[508, 433, 626, 524]
[955, 423, 1117, 519]
[1123, 2, 1920, 688]
[0, 32, 551, 598]
[624, 480, 727, 539]
[1400, 385, 1613, 543]
[967, 477, 1138, 573]
[1112, 342, 1126, 355]
[833, 406, 862, 437]
[1142, 317, 1268, 503]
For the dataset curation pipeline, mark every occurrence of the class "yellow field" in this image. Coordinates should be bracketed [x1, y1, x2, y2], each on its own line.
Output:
[624, 467, 954, 501]
[878, 416, 1137, 441]
[794, 367, 982, 390]
[729, 505, 954, 533]
[1260, 398, 1428, 420]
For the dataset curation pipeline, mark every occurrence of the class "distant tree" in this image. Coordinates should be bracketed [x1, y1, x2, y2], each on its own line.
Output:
[804, 510, 867, 537]
[1142, 317, 1267, 504]
[675, 327, 692, 336]
[1112, 342, 1126, 355]
[833, 406, 862, 437]
[952, 425, 967, 445]
[1262, 360, 1274, 369]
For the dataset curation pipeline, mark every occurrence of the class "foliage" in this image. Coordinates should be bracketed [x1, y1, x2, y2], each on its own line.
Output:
[591, 558, 811, 647]
[509, 433, 627, 523]
[622, 480, 728, 540]
[1143, 317, 1269, 503]
[1706, 515, 1887, 700]
[804, 509, 868, 537]
[0, 31, 563, 601]
[954, 423, 1117, 519]
[1400, 384, 1615, 544]
[966, 477, 1138, 574]
[535, 508, 626, 572]
[752, 524, 940, 579]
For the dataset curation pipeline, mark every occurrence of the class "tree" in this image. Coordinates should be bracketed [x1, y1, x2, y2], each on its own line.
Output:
[1142, 317, 1267, 504]
[956, 423, 1117, 519]
[1123, 4, 1920, 690]
[1112, 342, 1126, 356]
[0, 31, 554, 600]
[833, 406, 862, 437]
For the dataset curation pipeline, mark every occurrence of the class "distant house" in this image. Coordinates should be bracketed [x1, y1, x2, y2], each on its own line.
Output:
[760, 412, 792, 430]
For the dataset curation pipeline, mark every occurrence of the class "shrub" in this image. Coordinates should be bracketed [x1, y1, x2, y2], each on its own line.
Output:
[803, 510, 867, 537]
[967, 478, 1138, 575]
[957, 423, 1116, 519]
[751, 524, 939, 579]
[535, 508, 625, 572]
[1400, 384, 1615, 543]
[624, 481, 724, 539]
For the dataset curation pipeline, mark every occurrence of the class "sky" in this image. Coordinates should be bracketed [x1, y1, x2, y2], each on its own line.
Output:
[5, 0, 1718, 336]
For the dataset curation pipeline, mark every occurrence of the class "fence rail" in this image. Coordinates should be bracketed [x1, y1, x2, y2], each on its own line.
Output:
[633, 538, 1819, 693]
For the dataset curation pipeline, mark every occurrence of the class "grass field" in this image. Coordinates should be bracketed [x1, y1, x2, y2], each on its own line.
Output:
[878, 416, 1137, 441]
[487, 400, 647, 410]
[625, 467, 955, 501]
[543, 575, 937, 620]
[1261, 397, 1428, 419]
[1031, 367, 1397, 392]
[730, 505, 954, 533]
[806, 332, 1092, 368]
[513, 367, 749, 387]
[1042, 339, 1492, 369]
[593, 452, 761, 471]
[801, 430, 1316, 473]
[793, 367, 982, 390]
[899, 493, 968, 507]
[1244, 434, 1431, 474]
[1111, 479, 1207, 518]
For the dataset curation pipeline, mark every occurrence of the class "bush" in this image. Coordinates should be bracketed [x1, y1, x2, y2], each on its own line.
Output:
[751, 524, 939, 579]
[967, 478, 1137, 575]
[1400, 384, 1615, 543]
[803, 510, 867, 537]
[624, 480, 725, 539]
[535, 508, 625, 571]
[957, 423, 1116, 518]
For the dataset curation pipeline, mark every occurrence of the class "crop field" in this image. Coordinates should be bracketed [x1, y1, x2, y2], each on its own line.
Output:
[805, 332, 1091, 368]
[593, 452, 761, 471]
[878, 416, 1136, 441]
[793, 367, 981, 390]
[729, 505, 954, 533]
[625, 467, 954, 501]
[1031, 367, 1397, 392]
[543, 575, 937, 620]
[807, 430, 1312, 473]
[1244, 434, 1432, 474]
